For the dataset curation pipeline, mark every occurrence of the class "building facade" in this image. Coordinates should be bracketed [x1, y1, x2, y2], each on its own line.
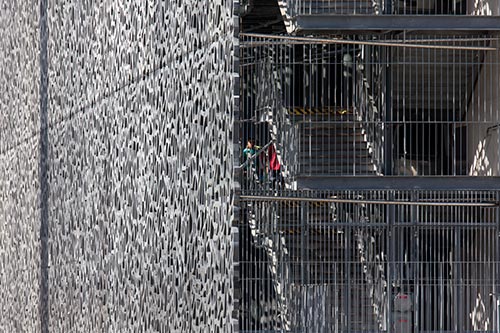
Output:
[1, 0, 500, 332]
[0, 1, 236, 331]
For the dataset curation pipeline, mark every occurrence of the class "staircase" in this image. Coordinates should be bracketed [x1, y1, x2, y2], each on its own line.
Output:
[240, 138, 386, 332]
[296, 112, 378, 176]
[241, 39, 385, 331]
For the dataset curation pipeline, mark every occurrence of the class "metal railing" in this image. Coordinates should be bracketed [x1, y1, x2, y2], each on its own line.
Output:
[238, 189, 500, 332]
[356, 47, 385, 175]
[237, 26, 500, 333]
[240, 34, 500, 179]
[281, 0, 499, 16]
[285, 0, 381, 16]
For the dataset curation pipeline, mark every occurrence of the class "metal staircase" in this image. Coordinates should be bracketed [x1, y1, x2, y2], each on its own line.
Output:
[297, 112, 378, 176]
[240, 2, 500, 331]
[239, 43, 386, 331]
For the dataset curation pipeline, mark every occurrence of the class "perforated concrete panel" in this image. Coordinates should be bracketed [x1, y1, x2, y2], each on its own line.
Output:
[0, 1, 235, 331]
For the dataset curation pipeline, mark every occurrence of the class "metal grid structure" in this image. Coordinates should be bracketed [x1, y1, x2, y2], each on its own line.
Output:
[237, 32, 500, 332]
[281, 0, 499, 16]
[239, 34, 500, 182]
[238, 190, 500, 332]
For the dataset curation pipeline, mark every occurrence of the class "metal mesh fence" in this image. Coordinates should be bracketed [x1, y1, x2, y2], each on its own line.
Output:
[237, 32, 500, 332]
[239, 34, 500, 184]
[238, 190, 500, 332]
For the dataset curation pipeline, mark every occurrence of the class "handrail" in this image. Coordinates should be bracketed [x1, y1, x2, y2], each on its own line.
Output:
[237, 140, 274, 169]
[240, 33, 497, 51]
[240, 195, 499, 207]
[358, 73, 380, 173]
[487, 123, 500, 135]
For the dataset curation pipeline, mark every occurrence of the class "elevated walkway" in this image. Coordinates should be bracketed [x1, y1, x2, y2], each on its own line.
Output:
[275, 0, 500, 33]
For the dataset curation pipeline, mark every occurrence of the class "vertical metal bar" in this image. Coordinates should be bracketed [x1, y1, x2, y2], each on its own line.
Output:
[345, 214, 352, 332]
[384, 45, 393, 175]
[385, 0, 392, 14]
[411, 190, 418, 333]
[387, 191, 395, 333]
[497, 43, 500, 177]
[301, 200, 306, 286]
[455, 220, 462, 332]
[497, 191, 500, 333]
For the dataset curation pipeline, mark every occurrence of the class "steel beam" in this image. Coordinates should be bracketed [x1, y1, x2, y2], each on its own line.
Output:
[296, 176, 500, 190]
[295, 15, 500, 32]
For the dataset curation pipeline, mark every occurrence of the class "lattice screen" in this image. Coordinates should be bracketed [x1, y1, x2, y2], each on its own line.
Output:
[0, 1, 236, 331]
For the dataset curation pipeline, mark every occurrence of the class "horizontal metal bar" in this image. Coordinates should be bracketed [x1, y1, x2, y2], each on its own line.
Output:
[394, 223, 499, 227]
[239, 221, 497, 228]
[241, 195, 499, 206]
[241, 33, 497, 50]
[386, 37, 500, 43]
[297, 176, 500, 190]
[295, 15, 500, 32]
[293, 120, 500, 125]
[243, 18, 284, 33]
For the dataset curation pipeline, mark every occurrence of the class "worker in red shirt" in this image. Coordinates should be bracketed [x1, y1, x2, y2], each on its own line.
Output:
[268, 144, 282, 188]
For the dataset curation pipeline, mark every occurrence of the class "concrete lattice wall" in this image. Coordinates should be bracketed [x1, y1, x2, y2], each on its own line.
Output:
[0, 1, 235, 331]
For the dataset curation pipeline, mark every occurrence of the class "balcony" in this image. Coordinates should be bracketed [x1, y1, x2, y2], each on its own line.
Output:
[276, 0, 500, 32]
